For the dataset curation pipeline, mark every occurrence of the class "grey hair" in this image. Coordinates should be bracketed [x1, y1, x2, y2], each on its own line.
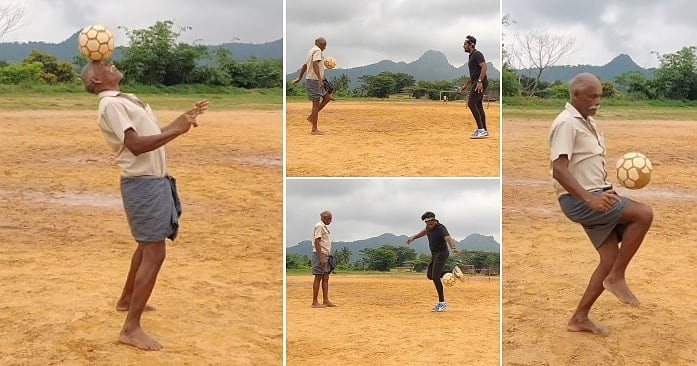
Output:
[568, 72, 599, 96]
[320, 210, 332, 218]
[315, 37, 326, 46]
[81, 63, 98, 94]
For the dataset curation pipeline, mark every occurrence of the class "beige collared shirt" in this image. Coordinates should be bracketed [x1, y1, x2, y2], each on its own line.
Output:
[549, 102, 610, 197]
[312, 221, 331, 254]
[304, 45, 324, 80]
[97, 90, 167, 177]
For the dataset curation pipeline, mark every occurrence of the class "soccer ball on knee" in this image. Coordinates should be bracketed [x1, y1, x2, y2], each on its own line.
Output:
[616, 152, 652, 189]
[441, 272, 456, 286]
[324, 57, 337, 69]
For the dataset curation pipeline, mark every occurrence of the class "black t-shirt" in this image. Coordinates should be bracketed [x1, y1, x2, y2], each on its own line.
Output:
[426, 222, 450, 254]
[468, 50, 487, 81]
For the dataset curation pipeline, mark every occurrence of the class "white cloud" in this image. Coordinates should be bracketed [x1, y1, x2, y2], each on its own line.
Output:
[504, 0, 697, 68]
[285, 179, 501, 247]
[286, 0, 501, 70]
[3, 0, 282, 45]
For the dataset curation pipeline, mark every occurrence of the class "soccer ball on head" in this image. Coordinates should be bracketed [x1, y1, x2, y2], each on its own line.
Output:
[78, 25, 114, 61]
[324, 56, 337, 69]
[616, 152, 652, 189]
[441, 272, 456, 286]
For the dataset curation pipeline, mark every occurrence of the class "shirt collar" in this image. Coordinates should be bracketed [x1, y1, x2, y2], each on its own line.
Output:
[564, 102, 595, 124]
[97, 90, 120, 98]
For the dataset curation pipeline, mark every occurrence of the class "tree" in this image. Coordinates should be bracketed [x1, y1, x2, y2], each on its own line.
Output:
[117, 20, 207, 85]
[359, 74, 396, 98]
[546, 82, 569, 99]
[330, 73, 351, 95]
[412, 253, 431, 272]
[392, 72, 416, 92]
[502, 67, 521, 97]
[458, 251, 500, 270]
[286, 254, 311, 270]
[0, 3, 25, 41]
[332, 247, 352, 267]
[23, 50, 77, 83]
[653, 46, 697, 100]
[510, 31, 575, 97]
[392, 246, 416, 266]
[0, 62, 42, 84]
[601, 81, 619, 98]
[360, 246, 399, 271]
[615, 71, 655, 99]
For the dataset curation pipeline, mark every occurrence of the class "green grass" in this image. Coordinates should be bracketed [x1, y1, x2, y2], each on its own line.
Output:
[0, 84, 282, 110]
[504, 97, 697, 120]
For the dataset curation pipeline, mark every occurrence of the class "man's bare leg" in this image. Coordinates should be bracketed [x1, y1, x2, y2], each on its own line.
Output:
[309, 99, 322, 135]
[118, 242, 166, 351]
[312, 275, 325, 308]
[321, 274, 335, 307]
[603, 201, 653, 306]
[307, 94, 332, 120]
[116, 246, 156, 312]
[317, 94, 332, 112]
[567, 236, 618, 335]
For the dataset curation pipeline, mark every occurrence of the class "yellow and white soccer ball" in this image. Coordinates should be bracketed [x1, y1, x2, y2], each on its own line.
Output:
[78, 25, 114, 61]
[324, 56, 337, 69]
[616, 152, 652, 189]
[442, 272, 456, 286]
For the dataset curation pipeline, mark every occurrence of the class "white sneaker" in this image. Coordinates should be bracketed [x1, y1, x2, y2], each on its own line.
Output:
[431, 302, 448, 312]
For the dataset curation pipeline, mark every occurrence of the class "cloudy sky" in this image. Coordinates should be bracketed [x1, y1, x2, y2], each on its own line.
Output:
[504, 0, 697, 69]
[1, 0, 282, 45]
[286, 0, 501, 70]
[285, 179, 501, 247]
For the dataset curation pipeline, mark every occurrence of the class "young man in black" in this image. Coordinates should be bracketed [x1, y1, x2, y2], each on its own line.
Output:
[406, 212, 460, 312]
[459, 35, 489, 139]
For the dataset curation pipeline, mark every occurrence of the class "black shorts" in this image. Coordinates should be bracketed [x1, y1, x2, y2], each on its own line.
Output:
[427, 251, 449, 280]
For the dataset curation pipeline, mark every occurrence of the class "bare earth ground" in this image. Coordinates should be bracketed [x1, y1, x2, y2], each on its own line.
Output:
[0, 110, 282, 365]
[503, 117, 697, 365]
[286, 101, 500, 177]
[286, 274, 500, 365]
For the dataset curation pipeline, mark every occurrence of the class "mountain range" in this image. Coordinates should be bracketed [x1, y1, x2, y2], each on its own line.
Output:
[516, 54, 654, 83]
[287, 50, 501, 89]
[286, 232, 500, 262]
[0, 31, 282, 63]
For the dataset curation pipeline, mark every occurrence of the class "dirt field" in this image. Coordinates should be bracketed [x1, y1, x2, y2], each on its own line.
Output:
[0, 109, 282, 365]
[503, 116, 697, 365]
[286, 100, 500, 177]
[286, 274, 500, 365]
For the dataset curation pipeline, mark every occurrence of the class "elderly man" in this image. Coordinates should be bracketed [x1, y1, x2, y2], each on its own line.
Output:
[549, 72, 653, 335]
[81, 61, 209, 350]
[406, 212, 460, 312]
[311, 210, 335, 308]
[292, 37, 332, 135]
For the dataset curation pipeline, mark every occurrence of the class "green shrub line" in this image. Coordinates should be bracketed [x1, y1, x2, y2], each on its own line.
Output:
[0, 84, 282, 111]
[504, 97, 697, 120]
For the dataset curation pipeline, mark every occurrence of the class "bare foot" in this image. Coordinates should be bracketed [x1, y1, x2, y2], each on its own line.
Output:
[311, 129, 324, 135]
[116, 303, 156, 312]
[311, 303, 326, 308]
[119, 327, 162, 351]
[323, 302, 337, 307]
[306, 116, 312, 123]
[603, 278, 640, 306]
[567, 317, 608, 335]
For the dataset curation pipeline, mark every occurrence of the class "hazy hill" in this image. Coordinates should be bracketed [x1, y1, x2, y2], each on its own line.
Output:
[0, 31, 282, 63]
[517, 54, 654, 83]
[286, 232, 500, 262]
[288, 50, 501, 89]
